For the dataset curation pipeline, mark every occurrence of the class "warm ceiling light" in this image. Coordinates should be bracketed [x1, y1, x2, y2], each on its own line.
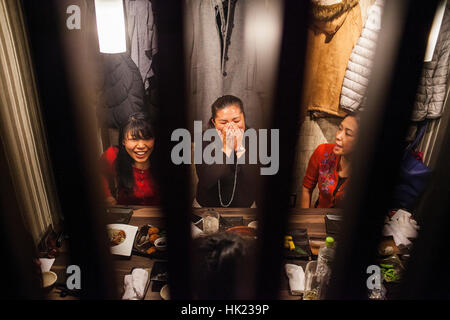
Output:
[424, 0, 447, 62]
[94, 0, 127, 53]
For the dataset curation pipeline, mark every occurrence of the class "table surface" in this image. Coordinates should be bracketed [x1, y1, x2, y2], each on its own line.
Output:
[49, 207, 340, 300]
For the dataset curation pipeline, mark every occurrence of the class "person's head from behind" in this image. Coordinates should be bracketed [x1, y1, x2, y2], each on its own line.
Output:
[210, 95, 246, 133]
[333, 112, 361, 157]
[117, 112, 155, 191]
[191, 232, 252, 299]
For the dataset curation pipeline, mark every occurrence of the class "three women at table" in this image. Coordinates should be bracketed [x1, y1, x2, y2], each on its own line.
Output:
[100, 112, 160, 206]
[195, 95, 261, 208]
[300, 113, 360, 208]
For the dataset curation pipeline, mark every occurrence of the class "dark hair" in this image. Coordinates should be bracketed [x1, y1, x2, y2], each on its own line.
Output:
[191, 232, 253, 299]
[343, 111, 362, 124]
[116, 112, 155, 195]
[209, 95, 245, 128]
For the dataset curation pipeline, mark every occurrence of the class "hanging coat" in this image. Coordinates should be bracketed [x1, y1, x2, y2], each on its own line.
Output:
[184, 0, 280, 130]
[412, 2, 450, 121]
[339, 0, 384, 112]
[302, 0, 363, 117]
[97, 53, 146, 129]
[124, 0, 158, 90]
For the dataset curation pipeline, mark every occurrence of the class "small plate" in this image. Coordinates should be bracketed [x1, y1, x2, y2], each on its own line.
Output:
[160, 284, 170, 300]
[133, 224, 167, 258]
[107, 224, 138, 256]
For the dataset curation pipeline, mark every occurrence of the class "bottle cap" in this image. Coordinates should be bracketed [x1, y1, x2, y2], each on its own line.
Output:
[325, 236, 335, 247]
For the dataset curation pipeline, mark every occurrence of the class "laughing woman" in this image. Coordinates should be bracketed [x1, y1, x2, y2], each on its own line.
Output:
[195, 95, 261, 208]
[100, 112, 160, 206]
[300, 113, 360, 208]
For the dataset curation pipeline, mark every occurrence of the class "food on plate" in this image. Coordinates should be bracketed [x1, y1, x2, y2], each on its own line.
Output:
[108, 229, 126, 246]
[146, 247, 156, 255]
[147, 227, 160, 236]
[149, 233, 160, 243]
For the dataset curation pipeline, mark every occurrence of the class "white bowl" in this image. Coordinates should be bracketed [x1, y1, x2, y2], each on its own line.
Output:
[42, 271, 57, 288]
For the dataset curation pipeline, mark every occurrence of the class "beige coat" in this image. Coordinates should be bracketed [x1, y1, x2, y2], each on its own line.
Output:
[302, 0, 363, 117]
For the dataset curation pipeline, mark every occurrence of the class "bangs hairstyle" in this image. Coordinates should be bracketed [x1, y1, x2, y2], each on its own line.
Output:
[122, 113, 154, 141]
[116, 112, 155, 195]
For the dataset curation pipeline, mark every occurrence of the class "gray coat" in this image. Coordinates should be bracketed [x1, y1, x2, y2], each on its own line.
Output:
[184, 0, 281, 130]
[124, 0, 158, 90]
[412, 2, 450, 121]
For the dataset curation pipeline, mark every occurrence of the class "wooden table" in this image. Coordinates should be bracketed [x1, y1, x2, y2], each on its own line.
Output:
[49, 207, 339, 300]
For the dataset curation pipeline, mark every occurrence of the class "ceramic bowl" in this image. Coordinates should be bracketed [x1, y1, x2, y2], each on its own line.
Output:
[154, 237, 167, 251]
[160, 284, 170, 300]
[42, 271, 57, 293]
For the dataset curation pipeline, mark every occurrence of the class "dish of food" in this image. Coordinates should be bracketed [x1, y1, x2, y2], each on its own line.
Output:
[107, 224, 138, 256]
[133, 224, 167, 257]
[108, 228, 126, 246]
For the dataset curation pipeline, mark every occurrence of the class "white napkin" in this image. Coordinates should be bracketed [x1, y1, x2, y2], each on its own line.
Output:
[285, 264, 305, 295]
[383, 209, 420, 248]
[39, 258, 55, 273]
[122, 268, 149, 300]
[122, 275, 136, 300]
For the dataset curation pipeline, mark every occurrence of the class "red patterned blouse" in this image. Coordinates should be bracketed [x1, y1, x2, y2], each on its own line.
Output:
[302, 143, 348, 208]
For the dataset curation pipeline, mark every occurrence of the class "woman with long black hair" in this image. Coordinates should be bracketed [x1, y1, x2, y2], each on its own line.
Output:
[100, 112, 160, 206]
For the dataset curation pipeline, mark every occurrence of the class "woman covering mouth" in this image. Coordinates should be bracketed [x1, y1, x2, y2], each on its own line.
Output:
[99, 112, 160, 206]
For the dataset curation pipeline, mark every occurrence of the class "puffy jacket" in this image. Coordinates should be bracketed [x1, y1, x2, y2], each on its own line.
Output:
[340, 0, 384, 112]
[412, 2, 450, 121]
[97, 53, 145, 129]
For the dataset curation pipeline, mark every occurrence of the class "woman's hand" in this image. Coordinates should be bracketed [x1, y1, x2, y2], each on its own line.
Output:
[220, 123, 245, 157]
[105, 196, 117, 206]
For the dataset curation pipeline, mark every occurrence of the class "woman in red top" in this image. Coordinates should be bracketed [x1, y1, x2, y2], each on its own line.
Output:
[300, 114, 359, 208]
[100, 112, 160, 206]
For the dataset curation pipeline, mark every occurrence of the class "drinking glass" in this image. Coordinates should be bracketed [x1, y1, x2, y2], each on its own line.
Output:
[303, 261, 320, 300]
[202, 210, 220, 234]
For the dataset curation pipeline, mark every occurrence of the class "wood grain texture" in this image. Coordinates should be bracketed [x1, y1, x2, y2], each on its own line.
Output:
[50, 207, 340, 300]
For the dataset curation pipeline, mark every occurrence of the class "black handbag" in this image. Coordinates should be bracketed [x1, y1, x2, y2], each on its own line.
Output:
[391, 124, 432, 210]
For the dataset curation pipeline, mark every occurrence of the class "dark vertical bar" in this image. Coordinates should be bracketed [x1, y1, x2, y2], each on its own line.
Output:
[21, 0, 118, 299]
[326, 0, 439, 299]
[397, 116, 450, 299]
[0, 134, 43, 299]
[151, 0, 193, 299]
[255, 0, 310, 299]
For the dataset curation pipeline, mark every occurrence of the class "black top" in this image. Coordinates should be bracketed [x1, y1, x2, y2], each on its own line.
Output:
[333, 176, 348, 197]
[196, 141, 261, 208]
